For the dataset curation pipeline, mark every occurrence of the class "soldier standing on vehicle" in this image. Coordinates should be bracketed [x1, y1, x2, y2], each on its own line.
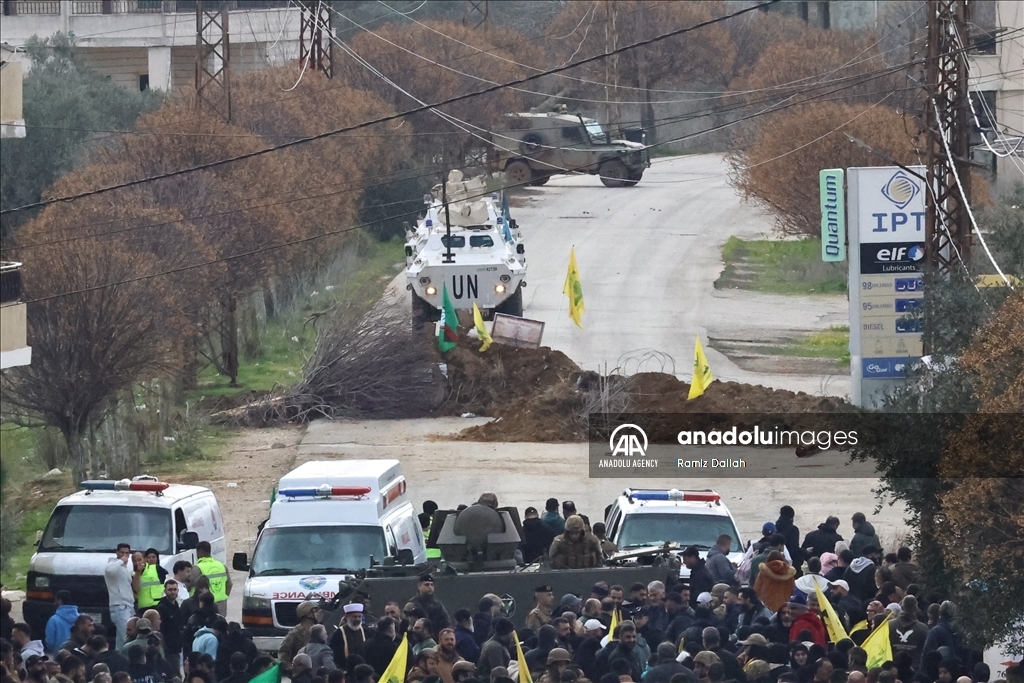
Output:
[549, 516, 602, 569]
[526, 586, 555, 632]
[194, 543, 231, 617]
[279, 601, 320, 676]
[405, 575, 452, 631]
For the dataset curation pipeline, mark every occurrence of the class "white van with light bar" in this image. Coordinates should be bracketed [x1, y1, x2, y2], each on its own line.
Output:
[234, 460, 425, 651]
[604, 489, 744, 580]
[25, 476, 226, 638]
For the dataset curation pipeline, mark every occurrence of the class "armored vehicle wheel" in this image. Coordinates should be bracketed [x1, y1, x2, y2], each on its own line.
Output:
[495, 285, 524, 317]
[412, 292, 437, 331]
[599, 159, 629, 187]
[506, 160, 533, 187]
[622, 169, 643, 187]
[530, 173, 551, 186]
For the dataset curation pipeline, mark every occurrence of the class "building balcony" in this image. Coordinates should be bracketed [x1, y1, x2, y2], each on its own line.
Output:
[0, 261, 30, 370]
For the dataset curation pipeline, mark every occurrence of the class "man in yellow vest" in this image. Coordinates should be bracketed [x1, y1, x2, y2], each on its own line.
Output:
[137, 549, 169, 614]
[195, 541, 231, 617]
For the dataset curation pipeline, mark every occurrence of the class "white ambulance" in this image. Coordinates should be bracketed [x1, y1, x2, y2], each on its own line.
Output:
[234, 460, 425, 651]
[25, 477, 226, 638]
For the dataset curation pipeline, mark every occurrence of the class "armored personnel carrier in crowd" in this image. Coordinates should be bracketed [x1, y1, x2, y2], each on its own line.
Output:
[405, 171, 527, 329]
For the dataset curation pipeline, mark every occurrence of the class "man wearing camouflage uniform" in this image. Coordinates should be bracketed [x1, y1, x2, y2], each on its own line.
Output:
[279, 601, 320, 675]
[549, 515, 603, 569]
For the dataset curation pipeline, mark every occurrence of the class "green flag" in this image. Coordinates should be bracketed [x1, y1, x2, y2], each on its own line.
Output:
[248, 663, 281, 683]
[438, 283, 459, 352]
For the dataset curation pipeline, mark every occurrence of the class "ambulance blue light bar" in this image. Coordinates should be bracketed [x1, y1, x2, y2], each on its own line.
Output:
[278, 485, 372, 499]
[81, 479, 169, 492]
[625, 489, 719, 503]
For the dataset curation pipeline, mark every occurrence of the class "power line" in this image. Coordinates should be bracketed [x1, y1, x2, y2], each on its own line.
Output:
[0, 0, 782, 217]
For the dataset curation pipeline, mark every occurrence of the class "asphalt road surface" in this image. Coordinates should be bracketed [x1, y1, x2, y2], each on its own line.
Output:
[510, 154, 850, 397]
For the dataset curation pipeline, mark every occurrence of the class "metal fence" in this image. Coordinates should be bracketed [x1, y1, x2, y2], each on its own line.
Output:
[2, 1, 61, 15]
[72, 1, 163, 14]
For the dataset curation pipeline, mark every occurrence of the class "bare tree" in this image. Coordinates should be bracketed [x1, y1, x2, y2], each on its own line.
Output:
[2, 233, 177, 485]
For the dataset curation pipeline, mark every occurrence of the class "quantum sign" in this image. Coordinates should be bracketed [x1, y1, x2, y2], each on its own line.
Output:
[819, 169, 846, 262]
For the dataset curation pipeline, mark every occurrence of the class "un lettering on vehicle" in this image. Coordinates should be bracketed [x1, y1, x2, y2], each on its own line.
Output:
[451, 274, 478, 299]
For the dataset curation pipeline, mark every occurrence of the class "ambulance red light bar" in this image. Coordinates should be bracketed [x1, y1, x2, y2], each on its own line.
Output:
[626, 489, 720, 503]
[81, 479, 170, 493]
[278, 485, 372, 499]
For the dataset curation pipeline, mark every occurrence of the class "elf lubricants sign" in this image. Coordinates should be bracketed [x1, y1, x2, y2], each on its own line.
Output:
[847, 167, 926, 408]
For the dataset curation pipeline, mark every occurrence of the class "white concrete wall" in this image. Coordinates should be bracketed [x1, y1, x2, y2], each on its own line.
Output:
[76, 45, 149, 90]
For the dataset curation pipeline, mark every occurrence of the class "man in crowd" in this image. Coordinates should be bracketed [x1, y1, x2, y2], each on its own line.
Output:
[405, 574, 452, 631]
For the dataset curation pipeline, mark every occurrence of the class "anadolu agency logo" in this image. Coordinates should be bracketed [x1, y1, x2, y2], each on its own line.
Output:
[881, 171, 920, 209]
[609, 424, 648, 457]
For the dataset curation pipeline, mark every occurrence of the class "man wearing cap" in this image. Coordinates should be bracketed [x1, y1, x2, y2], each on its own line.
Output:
[521, 508, 557, 564]
[330, 603, 369, 662]
[25, 654, 52, 683]
[571, 619, 605, 682]
[405, 574, 452, 631]
[526, 586, 555, 632]
[549, 516, 602, 570]
[538, 648, 571, 683]
[119, 617, 154, 656]
[478, 618, 515, 679]
[826, 580, 861, 623]
[279, 600, 320, 675]
[691, 651, 720, 683]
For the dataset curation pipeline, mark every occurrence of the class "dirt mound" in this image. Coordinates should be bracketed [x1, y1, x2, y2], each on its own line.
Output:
[436, 343, 582, 418]
[441, 345, 850, 443]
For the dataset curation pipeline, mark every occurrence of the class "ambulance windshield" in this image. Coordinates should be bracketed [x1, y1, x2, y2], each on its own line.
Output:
[251, 525, 388, 575]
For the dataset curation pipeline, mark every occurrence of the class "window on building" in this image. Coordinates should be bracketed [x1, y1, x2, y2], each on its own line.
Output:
[139, 74, 150, 91]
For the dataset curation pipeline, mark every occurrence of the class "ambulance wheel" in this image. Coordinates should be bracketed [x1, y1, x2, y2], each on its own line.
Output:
[495, 285, 523, 317]
[506, 160, 533, 187]
[599, 159, 628, 187]
[530, 173, 551, 186]
[412, 292, 435, 331]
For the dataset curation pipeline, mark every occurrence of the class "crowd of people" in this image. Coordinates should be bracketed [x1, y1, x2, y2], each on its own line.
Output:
[1, 499, 1019, 683]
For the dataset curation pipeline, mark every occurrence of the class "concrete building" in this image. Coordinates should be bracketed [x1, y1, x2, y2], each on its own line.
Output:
[1, 42, 25, 138]
[0, 0, 302, 92]
[0, 262, 30, 370]
[728, 0, 1023, 194]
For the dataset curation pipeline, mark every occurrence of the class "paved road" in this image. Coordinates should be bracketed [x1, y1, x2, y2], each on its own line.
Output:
[511, 154, 850, 397]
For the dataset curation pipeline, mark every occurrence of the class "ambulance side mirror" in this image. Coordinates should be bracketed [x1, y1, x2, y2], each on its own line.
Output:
[232, 552, 249, 572]
[179, 531, 199, 550]
[395, 549, 415, 566]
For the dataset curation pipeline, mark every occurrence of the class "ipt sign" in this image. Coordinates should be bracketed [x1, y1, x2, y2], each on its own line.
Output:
[847, 166, 926, 408]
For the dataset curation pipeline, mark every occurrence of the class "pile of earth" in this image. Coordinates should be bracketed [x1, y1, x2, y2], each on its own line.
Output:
[436, 342, 851, 443]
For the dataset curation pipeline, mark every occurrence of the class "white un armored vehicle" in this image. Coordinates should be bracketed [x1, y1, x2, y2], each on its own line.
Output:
[405, 171, 527, 329]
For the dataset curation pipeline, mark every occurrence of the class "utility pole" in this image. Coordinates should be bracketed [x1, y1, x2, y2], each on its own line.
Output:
[296, 0, 333, 78]
[636, 1, 655, 143]
[923, 0, 972, 275]
[463, 0, 489, 31]
[195, 0, 231, 123]
[604, 0, 620, 133]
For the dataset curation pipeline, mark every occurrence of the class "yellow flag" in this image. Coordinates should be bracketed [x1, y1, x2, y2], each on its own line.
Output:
[862, 614, 893, 669]
[850, 620, 869, 635]
[608, 608, 620, 641]
[563, 247, 585, 329]
[688, 336, 714, 399]
[813, 578, 849, 644]
[514, 633, 533, 683]
[379, 633, 409, 683]
[472, 303, 493, 352]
